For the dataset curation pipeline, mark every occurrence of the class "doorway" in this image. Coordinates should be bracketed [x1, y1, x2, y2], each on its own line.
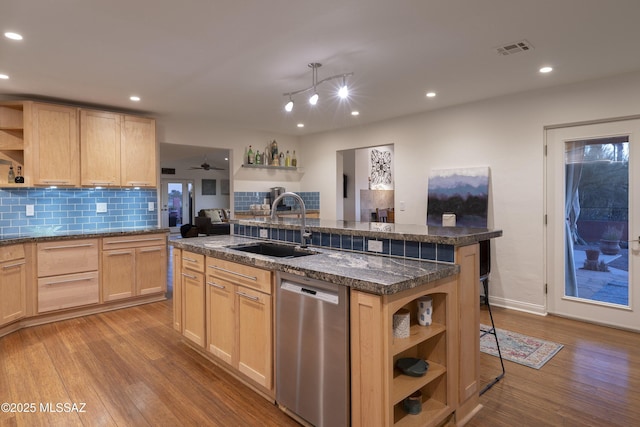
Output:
[546, 119, 639, 330]
[161, 179, 194, 234]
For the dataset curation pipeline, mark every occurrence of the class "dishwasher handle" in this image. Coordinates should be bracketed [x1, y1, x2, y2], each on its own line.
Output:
[280, 280, 340, 304]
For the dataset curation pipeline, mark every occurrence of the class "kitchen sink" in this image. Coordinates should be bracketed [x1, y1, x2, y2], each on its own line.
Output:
[226, 242, 319, 258]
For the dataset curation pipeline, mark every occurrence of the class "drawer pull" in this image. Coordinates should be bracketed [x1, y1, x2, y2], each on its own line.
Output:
[41, 180, 71, 184]
[46, 277, 93, 285]
[140, 248, 162, 253]
[206, 281, 226, 290]
[181, 272, 197, 279]
[236, 291, 259, 302]
[210, 265, 257, 281]
[43, 243, 95, 250]
[89, 181, 115, 185]
[105, 238, 164, 244]
[182, 257, 197, 262]
[106, 251, 131, 256]
[2, 261, 26, 270]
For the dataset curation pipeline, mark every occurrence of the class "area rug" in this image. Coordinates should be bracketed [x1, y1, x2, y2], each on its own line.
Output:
[480, 325, 564, 369]
[590, 280, 629, 306]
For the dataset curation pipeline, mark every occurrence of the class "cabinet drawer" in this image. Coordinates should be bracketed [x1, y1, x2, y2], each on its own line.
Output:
[182, 251, 205, 273]
[206, 257, 272, 294]
[102, 233, 166, 250]
[0, 244, 25, 263]
[38, 271, 99, 313]
[37, 239, 98, 277]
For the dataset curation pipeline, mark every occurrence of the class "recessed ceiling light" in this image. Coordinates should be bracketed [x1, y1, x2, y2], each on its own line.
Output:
[224, 157, 228, 161]
[297, 123, 304, 128]
[129, 95, 141, 102]
[539, 66, 553, 73]
[4, 32, 23, 41]
[351, 111, 360, 116]
[426, 92, 436, 98]
[0, 74, 9, 80]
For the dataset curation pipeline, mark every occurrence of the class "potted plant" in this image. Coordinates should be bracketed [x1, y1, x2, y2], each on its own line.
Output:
[599, 225, 622, 255]
[583, 247, 600, 271]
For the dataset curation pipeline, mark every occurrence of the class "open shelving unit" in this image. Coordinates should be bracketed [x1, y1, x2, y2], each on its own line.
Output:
[0, 102, 28, 188]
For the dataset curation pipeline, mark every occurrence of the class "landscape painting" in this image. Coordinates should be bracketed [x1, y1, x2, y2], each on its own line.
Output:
[427, 166, 490, 228]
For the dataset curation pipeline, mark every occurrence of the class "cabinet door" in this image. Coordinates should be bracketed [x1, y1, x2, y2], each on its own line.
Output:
[206, 277, 235, 365]
[136, 245, 167, 295]
[173, 249, 182, 332]
[182, 269, 205, 347]
[80, 109, 121, 186]
[31, 103, 79, 186]
[121, 115, 156, 187]
[237, 286, 272, 389]
[0, 259, 26, 326]
[102, 249, 135, 301]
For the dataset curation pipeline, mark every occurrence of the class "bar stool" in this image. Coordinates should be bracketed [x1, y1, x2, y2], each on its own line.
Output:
[479, 240, 505, 395]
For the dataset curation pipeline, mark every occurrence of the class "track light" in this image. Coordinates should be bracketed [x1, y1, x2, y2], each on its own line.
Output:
[283, 63, 353, 112]
[284, 98, 294, 112]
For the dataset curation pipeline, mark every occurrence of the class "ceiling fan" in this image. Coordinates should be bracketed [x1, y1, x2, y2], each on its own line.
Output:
[189, 158, 225, 171]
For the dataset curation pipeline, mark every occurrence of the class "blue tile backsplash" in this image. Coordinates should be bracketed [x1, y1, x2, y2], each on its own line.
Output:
[233, 223, 455, 264]
[0, 188, 158, 235]
[234, 191, 320, 211]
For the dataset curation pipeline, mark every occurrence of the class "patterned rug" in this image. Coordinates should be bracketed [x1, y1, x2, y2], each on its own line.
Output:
[480, 325, 564, 369]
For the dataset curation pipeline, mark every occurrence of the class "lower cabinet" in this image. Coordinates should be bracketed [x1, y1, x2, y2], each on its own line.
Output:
[0, 244, 27, 326]
[37, 239, 99, 313]
[181, 251, 206, 347]
[205, 256, 273, 391]
[102, 234, 167, 302]
[172, 248, 183, 332]
[351, 276, 456, 427]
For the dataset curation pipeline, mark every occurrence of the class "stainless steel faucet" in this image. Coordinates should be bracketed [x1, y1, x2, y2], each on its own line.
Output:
[270, 191, 312, 247]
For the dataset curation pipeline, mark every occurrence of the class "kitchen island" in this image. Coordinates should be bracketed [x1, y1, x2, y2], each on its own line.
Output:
[172, 220, 501, 426]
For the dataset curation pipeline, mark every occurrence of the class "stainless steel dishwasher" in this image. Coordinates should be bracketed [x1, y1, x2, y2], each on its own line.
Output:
[276, 272, 350, 427]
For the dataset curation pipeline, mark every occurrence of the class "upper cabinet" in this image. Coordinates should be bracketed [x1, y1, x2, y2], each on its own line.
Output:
[80, 111, 156, 187]
[80, 110, 121, 186]
[31, 102, 80, 186]
[121, 115, 157, 187]
[0, 100, 158, 188]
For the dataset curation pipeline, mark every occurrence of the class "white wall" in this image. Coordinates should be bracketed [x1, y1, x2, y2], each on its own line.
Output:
[158, 115, 302, 206]
[297, 70, 640, 315]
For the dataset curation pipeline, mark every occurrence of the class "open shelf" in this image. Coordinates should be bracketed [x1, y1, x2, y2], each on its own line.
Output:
[242, 164, 297, 170]
[391, 361, 446, 405]
[391, 322, 445, 355]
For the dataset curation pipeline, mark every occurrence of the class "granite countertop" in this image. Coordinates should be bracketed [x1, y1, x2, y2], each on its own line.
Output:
[170, 235, 459, 295]
[232, 218, 502, 246]
[0, 227, 169, 246]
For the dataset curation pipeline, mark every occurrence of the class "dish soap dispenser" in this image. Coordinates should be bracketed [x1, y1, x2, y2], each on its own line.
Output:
[14, 166, 24, 184]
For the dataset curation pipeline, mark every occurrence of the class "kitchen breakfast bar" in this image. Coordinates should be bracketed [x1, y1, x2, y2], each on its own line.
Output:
[172, 218, 502, 427]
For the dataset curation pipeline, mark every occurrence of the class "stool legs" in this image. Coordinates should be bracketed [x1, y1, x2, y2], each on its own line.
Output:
[480, 275, 505, 395]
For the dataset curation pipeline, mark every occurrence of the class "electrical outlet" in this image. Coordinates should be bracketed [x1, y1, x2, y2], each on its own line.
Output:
[148, 202, 155, 211]
[368, 239, 383, 253]
[96, 202, 107, 213]
[26, 204, 35, 216]
[259, 229, 269, 238]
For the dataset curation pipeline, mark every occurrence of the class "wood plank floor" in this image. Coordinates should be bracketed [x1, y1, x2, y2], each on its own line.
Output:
[471, 306, 640, 427]
[1, 298, 639, 426]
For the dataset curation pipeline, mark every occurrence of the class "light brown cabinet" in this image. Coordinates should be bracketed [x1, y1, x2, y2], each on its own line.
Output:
[80, 109, 121, 186]
[205, 257, 273, 391]
[182, 251, 206, 347]
[31, 102, 80, 186]
[80, 111, 156, 187]
[101, 234, 167, 302]
[351, 276, 456, 427]
[172, 248, 183, 332]
[0, 245, 27, 326]
[0, 102, 28, 187]
[36, 239, 99, 313]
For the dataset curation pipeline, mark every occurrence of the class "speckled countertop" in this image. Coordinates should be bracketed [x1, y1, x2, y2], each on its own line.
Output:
[0, 227, 169, 246]
[232, 218, 502, 246]
[170, 235, 459, 295]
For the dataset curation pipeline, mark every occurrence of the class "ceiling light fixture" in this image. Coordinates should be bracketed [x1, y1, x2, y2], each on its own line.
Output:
[4, 32, 23, 41]
[130, 95, 141, 101]
[283, 63, 353, 112]
[426, 92, 436, 98]
[351, 111, 360, 116]
[539, 66, 553, 73]
[297, 123, 304, 128]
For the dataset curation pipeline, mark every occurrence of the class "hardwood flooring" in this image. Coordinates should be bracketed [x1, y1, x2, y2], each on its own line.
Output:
[471, 306, 640, 427]
[1, 298, 639, 426]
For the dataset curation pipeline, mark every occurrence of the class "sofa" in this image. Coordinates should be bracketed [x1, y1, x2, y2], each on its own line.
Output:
[194, 208, 231, 235]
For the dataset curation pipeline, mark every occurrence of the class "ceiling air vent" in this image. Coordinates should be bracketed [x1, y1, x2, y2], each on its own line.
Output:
[495, 40, 534, 56]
